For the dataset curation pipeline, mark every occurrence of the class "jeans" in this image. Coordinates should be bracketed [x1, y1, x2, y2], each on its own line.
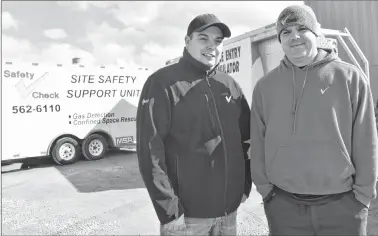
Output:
[160, 210, 237, 236]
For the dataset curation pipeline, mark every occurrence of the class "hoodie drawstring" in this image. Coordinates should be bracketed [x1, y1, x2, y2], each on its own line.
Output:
[292, 67, 309, 135]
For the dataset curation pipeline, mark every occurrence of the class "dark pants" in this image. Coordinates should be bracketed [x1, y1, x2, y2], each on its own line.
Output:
[264, 189, 368, 236]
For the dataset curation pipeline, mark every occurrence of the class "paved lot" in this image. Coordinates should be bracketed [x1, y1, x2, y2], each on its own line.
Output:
[2, 151, 378, 235]
[1, 151, 268, 235]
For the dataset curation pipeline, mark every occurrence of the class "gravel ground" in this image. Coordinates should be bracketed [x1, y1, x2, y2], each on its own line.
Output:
[1, 151, 268, 235]
[2, 151, 378, 235]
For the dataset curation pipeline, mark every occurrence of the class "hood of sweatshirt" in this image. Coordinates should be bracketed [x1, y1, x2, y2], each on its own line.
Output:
[281, 48, 339, 70]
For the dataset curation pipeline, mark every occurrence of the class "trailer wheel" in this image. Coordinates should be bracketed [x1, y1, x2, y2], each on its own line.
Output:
[82, 134, 108, 161]
[51, 137, 80, 165]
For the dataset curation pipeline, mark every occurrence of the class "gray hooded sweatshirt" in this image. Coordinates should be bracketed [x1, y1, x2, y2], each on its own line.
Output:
[250, 48, 377, 207]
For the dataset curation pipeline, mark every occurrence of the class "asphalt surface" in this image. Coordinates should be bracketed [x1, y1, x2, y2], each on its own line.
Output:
[2, 151, 378, 235]
[1, 151, 268, 235]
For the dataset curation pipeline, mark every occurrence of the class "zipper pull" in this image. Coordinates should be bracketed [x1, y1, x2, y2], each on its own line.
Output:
[205, 71, 212, 87]
[206, 77, 211, 87]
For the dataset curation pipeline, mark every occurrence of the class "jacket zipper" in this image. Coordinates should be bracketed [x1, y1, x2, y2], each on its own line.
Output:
[204, 94, 216, 129]
[205, 74, 229, 216]
[176, 156, 180, 197]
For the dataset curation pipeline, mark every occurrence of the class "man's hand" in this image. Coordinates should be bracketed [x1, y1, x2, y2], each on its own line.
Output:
[241, 194, 248, 203]
[162, 214, 186, 231]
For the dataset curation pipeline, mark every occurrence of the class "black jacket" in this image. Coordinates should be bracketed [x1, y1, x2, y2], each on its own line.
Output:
[136, 48, 251, 225]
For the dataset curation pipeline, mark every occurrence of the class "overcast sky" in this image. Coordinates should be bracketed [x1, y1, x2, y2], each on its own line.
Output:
[2, 1, 303, 71]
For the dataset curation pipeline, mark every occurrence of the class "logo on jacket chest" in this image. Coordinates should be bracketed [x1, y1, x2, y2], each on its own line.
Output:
[221, 92, 233, 103]
[225, 95, 232, 103]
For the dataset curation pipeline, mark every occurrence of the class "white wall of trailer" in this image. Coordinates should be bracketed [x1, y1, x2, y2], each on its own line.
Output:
[218, 23, 286, 105]
[1, 61, 150, 161]
[217, 37, 253, 106]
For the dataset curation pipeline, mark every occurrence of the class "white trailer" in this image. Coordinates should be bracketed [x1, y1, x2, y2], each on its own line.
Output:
[167, 23, 369, 107]
[1, 61, 150, 165]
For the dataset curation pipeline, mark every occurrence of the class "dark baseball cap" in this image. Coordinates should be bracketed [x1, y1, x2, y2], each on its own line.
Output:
[187, 14, 231, 38]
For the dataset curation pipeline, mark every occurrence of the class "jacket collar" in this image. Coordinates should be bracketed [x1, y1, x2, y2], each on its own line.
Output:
[180, 48, 218, 77]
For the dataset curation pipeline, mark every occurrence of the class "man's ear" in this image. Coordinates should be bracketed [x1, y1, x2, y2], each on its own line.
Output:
[184, 35, 190, 48]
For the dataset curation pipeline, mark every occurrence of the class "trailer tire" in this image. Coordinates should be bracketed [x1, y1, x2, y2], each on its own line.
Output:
[51, 137, 80, 165]
[82, 134, 108, 161]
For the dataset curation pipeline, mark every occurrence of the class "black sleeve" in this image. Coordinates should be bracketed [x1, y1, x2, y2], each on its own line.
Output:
[136, 74, 184, 225]
[236, 83, 252, 197]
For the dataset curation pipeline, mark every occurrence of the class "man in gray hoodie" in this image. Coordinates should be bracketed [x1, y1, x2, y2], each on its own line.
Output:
[250, 5, 377, 235]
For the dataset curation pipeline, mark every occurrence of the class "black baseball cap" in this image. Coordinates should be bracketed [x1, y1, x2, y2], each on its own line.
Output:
[187, 14, 231, 38]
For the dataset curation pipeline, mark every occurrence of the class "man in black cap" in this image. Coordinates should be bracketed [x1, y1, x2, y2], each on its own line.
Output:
[136, 13, 252, 235]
